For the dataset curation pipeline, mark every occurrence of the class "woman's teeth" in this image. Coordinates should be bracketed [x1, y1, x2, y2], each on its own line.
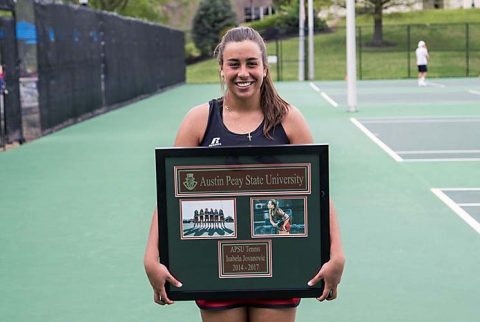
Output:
[237, 81, 253, 87]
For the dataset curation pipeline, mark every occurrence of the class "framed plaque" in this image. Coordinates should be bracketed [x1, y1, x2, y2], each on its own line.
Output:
[155, 144, 330, 300]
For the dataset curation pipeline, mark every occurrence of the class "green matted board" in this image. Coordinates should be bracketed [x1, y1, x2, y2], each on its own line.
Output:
[155, 144, 330, 300]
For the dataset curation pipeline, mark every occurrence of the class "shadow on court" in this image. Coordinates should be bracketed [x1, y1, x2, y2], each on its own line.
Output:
[183, 227, 234, 237]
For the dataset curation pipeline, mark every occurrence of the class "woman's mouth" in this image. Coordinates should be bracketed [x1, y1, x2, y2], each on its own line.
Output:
[235, 81, 254, 88]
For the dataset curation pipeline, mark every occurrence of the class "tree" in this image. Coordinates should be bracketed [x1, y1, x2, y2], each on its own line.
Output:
[338, 0, 415, 46]
[272, 0, 293, 8]
[64, 0, 166, 23]
[118, 0, 162, 23]
[80, 0, 129, 11]
[273, 0, 334, 12]
[366, 0, 416, 46]
[63, 0, 128, 12]
[191, 0, 236, 57]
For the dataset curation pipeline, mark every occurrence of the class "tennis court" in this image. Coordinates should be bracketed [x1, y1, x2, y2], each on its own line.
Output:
[0, 78, 479, 322]
[351, 116, 480, 161]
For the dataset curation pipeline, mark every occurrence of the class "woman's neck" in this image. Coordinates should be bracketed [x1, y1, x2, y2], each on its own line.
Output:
[224, 92, 261, 112]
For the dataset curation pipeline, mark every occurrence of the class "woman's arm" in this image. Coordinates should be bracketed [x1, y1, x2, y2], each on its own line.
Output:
[281, 105, 314, 144]
[308, 200, 345, 301]
[174, 103, 210, 146]
[144, 208, 182, 305]
[283, 104, 346, 300]
[269, 210, 277, 227]
[144, 103, 209, 305]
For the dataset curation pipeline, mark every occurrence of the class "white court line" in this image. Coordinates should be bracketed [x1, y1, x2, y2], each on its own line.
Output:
[361, 118, 480, 124]
[441, 188, 480, 191]
[321, 92, 339, 108]
[309, 82, 338, 108]
[468, 89, 480, 95]
[397, 149, 480, 155]
[426, 81, 446, 88]
[403, 158, 480, 162]
[309, 82, 320, 92]
[431, 188, 480, 234]
[350, 118, 403, 162]
[458, 203, 480, 207]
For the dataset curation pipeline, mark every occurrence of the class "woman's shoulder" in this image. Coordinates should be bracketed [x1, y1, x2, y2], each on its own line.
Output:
[283, 104, 303, 121]
[186, 102, 210, 120]
[174, 102, 211, 147]
[281, 104, 314, 144]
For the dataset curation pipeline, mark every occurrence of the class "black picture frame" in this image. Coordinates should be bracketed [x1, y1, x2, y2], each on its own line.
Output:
[155, 144, 330, 300]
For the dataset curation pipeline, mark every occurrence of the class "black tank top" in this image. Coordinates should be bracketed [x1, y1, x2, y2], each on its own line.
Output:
[200, 98, 289, 147]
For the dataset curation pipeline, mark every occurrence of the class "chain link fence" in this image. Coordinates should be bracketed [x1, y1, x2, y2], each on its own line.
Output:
[1, 1, 185, 148]
[268, 23, 480, 81]
[35, 3, 185, 133]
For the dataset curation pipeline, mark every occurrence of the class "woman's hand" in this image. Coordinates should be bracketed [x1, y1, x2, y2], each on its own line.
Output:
[145, 260, 182, 305]
[307, 255, 345, 301]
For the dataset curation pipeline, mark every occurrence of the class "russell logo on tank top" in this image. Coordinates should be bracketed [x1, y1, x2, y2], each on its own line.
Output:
[209, 137, 222, 147]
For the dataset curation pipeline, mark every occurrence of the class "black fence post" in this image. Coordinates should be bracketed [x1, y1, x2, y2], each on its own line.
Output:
[466, 23, 469, 77]
[407, 25, 411, 78]
[304, 26, 308, 79]
[358, 26, 362, 80]
[0, 69, 4, 150]
[99, 18, 106, 107]
[0, 50, 4, 150]
[275, 37, 280, 82]
[280, 38, 283, 81]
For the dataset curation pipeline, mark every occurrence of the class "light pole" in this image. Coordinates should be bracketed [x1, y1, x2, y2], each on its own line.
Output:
[307, 0, 314, 80]
[298, 0, 305, 81]
[346, 0, 358, 112]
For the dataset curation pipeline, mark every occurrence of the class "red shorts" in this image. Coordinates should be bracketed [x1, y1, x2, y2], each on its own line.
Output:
[195, 298, 301, 311]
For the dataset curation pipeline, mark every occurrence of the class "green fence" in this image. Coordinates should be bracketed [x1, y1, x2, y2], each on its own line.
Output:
[268, 23, 480, 81]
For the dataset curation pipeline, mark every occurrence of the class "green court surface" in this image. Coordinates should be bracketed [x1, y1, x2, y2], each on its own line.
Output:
[1, 79, 479, 322]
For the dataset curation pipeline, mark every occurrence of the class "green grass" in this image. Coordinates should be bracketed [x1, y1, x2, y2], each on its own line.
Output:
[187, 9, 480, 82]
[186, 59, 220, 83]
[353, 8, 480, 26]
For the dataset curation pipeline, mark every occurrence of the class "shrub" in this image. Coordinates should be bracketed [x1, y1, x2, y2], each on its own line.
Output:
[185, 41, 203, 64]
[248, 2, 327, 40]
[191, 0, 237, 57]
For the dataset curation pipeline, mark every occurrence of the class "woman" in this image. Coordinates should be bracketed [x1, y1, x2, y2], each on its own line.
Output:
[144, 26, 345, 322]
[268, 199, 291, 234]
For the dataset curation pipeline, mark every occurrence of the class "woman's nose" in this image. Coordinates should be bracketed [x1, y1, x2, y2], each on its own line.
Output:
[238, 64, 248, 77]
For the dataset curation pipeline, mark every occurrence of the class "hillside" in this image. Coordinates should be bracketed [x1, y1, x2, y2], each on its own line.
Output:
[349, 8, 480, 26]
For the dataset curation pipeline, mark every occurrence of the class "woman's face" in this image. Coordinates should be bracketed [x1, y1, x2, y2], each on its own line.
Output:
[221, 40, 266, 101]
[267, 200, 274, 209]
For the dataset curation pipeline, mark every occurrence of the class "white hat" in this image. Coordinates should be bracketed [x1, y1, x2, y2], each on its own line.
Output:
[418, 40, 426, 47]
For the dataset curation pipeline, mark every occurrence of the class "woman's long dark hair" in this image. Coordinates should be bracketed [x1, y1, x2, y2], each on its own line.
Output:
[268, 199, 280, 217]
[214, 26, 289, 139]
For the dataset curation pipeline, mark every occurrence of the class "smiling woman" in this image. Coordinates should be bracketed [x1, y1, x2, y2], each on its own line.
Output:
[213, 28, 290, 141]
[144, 26, 345, 322]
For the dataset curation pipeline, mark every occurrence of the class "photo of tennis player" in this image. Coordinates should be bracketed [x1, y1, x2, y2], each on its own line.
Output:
[180, 199, 236, 239]
[251, 197, 307, 237]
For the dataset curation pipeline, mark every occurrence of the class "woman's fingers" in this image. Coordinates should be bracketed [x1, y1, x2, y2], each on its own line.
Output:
[154, 290, 166, 305]
[166, 274, 183, 288]
[153, 273, 183, 306]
